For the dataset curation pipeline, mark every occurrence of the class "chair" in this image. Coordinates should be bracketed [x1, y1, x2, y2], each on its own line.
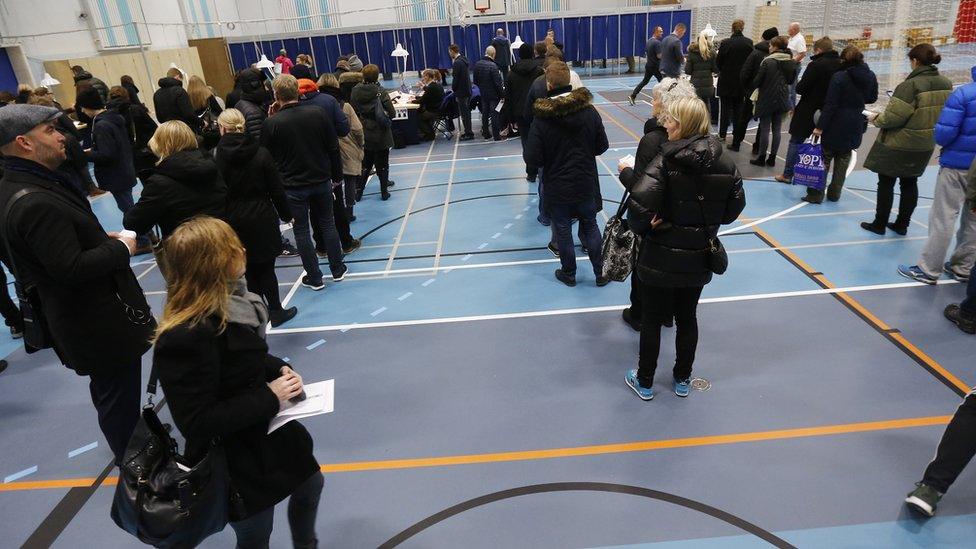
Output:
[433, 92, 457, 140]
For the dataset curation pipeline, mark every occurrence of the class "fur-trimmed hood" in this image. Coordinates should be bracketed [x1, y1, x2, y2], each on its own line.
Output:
[339, 72, 363, 85]
[532, 87, 593, 120]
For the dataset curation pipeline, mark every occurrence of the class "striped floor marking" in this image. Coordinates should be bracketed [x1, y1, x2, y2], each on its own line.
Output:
[67, 442, 98, 459]
[305, 339, 326, 351]
[4, 466, 38, 483]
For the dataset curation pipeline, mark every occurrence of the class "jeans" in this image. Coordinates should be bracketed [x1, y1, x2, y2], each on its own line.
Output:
[536, 169, 548, 224]
[637, 285, 704, 388]
[88, 359, 142, 465]
[285, 183, 345, 283]
[962, 268, 976, 318]
[631, 64, 662, 98]
[110, 189, 150, 247]
[457, 95, 473, 137]
[245, 259, 282, 312]
[782, 138, 803, 177]
[481, 99, 501, 139]
[231, 471, 324, 549]
[873, 174, 919, 230]
[917, 167, 976, 278]
[549, 199, 604, 278]
[756, 113, 785, 159]
[719, 96, 742, 139]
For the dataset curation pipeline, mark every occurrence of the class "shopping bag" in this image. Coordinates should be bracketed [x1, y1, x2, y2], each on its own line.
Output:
[792, 137, 827, 191]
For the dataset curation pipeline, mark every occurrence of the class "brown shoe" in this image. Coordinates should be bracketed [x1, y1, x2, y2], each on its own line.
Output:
[89, 188, 108, 197]
[774, 175, 791, 184]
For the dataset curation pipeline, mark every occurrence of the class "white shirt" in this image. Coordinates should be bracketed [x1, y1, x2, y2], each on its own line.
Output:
[570, 70, 583, 90]
[788, 33, 807, 59]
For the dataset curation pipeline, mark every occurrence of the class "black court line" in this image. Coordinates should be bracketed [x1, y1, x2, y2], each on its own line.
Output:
[378, 482, 796, 548]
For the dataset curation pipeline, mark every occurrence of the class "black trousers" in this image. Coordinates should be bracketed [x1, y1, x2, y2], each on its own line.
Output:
[231, 471, 324, 549]
[457, 96, 473, 137]
[360, 148, 391, 195]
[245, 259, 282, 312]
[637, 284, 704, 388]
[629, 270, 643, 320]
[88, 359, 142, 464]
[632, 64, 662, 98]
[419, 109, 439, 140]
[732, 97, 754, 146]
[0, 259, 22, 329]
[311, 183, 354, 251]
[719, 96, 743, 139]
[922, 391, 976, 493]
[874, 174, 919, 230]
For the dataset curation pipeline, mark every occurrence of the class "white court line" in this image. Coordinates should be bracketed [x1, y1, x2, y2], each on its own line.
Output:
[385, 139, 438, 274]
[360, 240, 437, 250]
[433, 128, 462, 270]
[266, 279, 960, 335]
[390, 153, 523, 168]
[136, 263, 157, 280]
[719, 202, 808, 236]
[280, 268, 305, 308]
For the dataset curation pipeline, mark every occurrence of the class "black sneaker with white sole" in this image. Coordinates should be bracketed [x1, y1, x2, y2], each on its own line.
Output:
[301, 276, 325, 291]
[332, 264, 348, 281]
[547, 242, 560, 258]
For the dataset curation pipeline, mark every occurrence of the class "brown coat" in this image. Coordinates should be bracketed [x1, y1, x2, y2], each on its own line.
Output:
[339, 101, 364, 176]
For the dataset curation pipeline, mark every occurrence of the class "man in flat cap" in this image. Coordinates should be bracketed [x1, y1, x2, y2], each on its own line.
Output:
[0, 104, 155, 464]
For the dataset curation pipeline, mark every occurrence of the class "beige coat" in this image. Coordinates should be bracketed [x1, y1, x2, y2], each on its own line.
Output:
[340, 102, 364, 176]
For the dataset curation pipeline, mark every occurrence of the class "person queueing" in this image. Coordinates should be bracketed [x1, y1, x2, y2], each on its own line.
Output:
[861, 44, 952, 235]
[523, 61, 609, 287]
[506, 42, 545, 156]
[629, 26, 664, 106]
[214, 109, 298, 328]
[750, 36, 799, 168]
[474, 46, 506, 141]
[625, 97, 746, 400]
[733, 27, 777, 154]
[319, 73, 366, 229]
[153, 216, 323, 547]
[943, 160, 976, 334]
[897, 63, 976, 284]
[618, 78, 698, 332]
[490, 28, 513, 78]
[684, 30, 717, 119]
[449, 44, 475, 141]
[187, 75, 224, 150]
[351, 64, 396, 201]
[715, 20, 753, 142]
[0, 104, 154, 462]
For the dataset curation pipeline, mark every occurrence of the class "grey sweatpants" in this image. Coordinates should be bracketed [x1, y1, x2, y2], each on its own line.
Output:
[918, 167, 976, 278]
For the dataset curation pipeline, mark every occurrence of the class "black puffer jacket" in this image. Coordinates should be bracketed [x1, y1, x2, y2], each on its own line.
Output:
[740, 41, 770, 96]
[215, 133, 292, 263]
[505, 57, 544, 123]
[350, 82, 395, 150]
[123, 149, 227, 238]
[86, 109, 136, 192]
[752, 51, 799, 117]
[716, 32, 754, 98]
[684, 45, 716, 99]
[73, 71, 109, 102]
[473, 56, 504, 102]
[524, 86, 609, 210]
[817, 62, 879, 153]
[619, 117, 668, 191]
[152, 77, 199, 129]
[627, 135, 746, 287]
[789, 49, 842, 140]
[235, 69, 271, 140]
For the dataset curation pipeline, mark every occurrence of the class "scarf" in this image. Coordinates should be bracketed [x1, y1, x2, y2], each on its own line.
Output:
[2, 156, 87, 200]
[227, 278, 269, 339]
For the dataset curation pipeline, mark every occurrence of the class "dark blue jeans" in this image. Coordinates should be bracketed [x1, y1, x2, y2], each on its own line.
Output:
[962, 269, 976, 319]
[536, 169, 548, 224]
[782, 137, 803, 177]
[285, 183, 345, 283]
[549, 198, 603, 277]
[230, 471, 324, 549]
[110, 189, 150, 247]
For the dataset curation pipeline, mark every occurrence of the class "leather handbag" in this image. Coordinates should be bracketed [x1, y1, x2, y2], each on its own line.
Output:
[111, 368, 244, 548]
[600, 189, 640, 282]
[1, 189, 54, 353]
[374, 92, 392, 129]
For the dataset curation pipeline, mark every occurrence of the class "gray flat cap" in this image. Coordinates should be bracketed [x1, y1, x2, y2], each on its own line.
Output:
[0, 104, 61, 146]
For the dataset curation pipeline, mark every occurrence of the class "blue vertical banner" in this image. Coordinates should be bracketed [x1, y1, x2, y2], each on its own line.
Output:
[619, 14, 636, 57]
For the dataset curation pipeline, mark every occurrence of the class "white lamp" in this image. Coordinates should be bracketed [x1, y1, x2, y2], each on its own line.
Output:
[512, 35, 524, 49]
[391, 43, 410, 92]
[40, 73, 60, 87]
[703, 23, 717, 40]
[255, 54, 275, 69]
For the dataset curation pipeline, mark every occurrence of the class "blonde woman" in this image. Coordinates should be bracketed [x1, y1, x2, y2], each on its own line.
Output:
[625, 97, 745, 400]
[214, 109, 296, 327]
[123, 120, 226, 239]
[152, 216, 322, 547]
[292, 53, 316, 81]
[186, 75, 223, 149]
[684, 30, 717, 118]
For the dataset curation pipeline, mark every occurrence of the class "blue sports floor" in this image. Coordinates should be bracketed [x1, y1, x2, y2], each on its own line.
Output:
[1, 73, 975, 548]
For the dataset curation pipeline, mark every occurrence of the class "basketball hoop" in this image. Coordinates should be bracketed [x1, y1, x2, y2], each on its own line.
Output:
[474, 0, 490, 15]
[476, 7, 487, 14]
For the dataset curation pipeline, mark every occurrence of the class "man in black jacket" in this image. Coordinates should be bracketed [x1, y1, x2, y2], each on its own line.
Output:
[506, 43, 545, 167]
[777, 37, 843, 190]
[731, 27, 778, 152]
[153, 68, 200, 130]
[629, 26, 664, 105]
[524, 61, 610, 287]
[449, 44, 474, 141]
[261, 75, 347, 291]
[0, 104, 153, 463]
[490, 29, 513, 78]
[715, 19, 754, 140]
[473, 46, 505, 140]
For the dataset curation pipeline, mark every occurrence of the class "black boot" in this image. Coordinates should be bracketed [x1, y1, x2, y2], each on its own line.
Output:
[379, 169, 391, 201]
[269, 306, 298, 328]
[749, 155, 767, 166]
[887, 222, 909, 236]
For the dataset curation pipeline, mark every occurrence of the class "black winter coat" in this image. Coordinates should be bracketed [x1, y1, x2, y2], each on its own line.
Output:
[817, 63, 879, 153]
[350, 82, 395, 150]
[73, 72, 109, 101]
[215, 133, 292, 263]
[419, 82, 445, 112]
[740, 41, 770, 96]
[86, 110, 137, 192]
[716, 32, 754, 98]
[154, 318, 318, 518]
[451, 55, 472, 98]
[122, 82, 142, 105]
[789, 50, 842, 140]
[627, 135, 746, 288]
[752, 51, 799, 117]
[123, 150, 227, 238]
[260, 102, 343, 186]
[505, 58, 544, 123]
[235, 98, 267, 141]
[619, 117, 668, 191]
[524, 74, 548, 124]
[153, 77, 200, 130]
[0, 159, 153, 375]
[490, 36, 513, 68]
[290, 63, 315, 81]
[684, 46, 716, 99]
[474, 56, 504, 102]
[524, 87, 609, 210]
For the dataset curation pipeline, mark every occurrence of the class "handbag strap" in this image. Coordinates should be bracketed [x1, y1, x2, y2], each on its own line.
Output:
[614, 188, 630, 219]
[1, 189, 39, 283]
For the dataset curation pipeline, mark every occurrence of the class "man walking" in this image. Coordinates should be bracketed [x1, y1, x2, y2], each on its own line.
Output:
[449, 44, 474, 141]
[660, 23, 687, 78]
[0, 104, 154, 463]
[524, 61, 610, 287]
[629, 26, 664, 105]
[261, 75, 347, 291]
[474, 46, 505, 141]
[715, 19, 754, 140]
[490, 29, 513, 78]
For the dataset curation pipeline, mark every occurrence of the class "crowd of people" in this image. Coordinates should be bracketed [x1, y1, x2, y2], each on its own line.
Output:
[0, 18, 974, 545]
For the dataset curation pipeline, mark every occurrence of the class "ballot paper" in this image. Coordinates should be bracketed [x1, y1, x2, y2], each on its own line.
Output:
[268, 379, 334, 434]
[495, 99, 505, 113]
[619, 154, 636, 169]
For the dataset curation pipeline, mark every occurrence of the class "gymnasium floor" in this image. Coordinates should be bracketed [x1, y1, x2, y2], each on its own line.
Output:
[1, 73, 975, 548]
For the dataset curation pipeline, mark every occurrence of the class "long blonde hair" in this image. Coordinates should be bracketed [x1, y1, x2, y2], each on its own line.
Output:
[186, 75, 213, 111]
[217, 108, 246, 133]
[664, 96, 711, 139]
[149, 121, 198, 163]
[155, 216, 245, 339]
[697, 31, 713, 60]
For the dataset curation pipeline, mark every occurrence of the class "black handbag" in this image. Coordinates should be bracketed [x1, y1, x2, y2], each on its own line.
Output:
[693, 180, 729, 275]
[1, 189, 54, 353]
[600, 189, 640, 282]
[374, 92, 392, 129]
[111, 368, 244, 548]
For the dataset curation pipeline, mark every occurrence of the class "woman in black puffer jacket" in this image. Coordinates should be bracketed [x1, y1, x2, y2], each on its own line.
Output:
[625, 97, 746, 401]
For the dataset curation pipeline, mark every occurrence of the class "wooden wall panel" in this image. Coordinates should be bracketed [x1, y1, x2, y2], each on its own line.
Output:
[189, 38, 235, 101]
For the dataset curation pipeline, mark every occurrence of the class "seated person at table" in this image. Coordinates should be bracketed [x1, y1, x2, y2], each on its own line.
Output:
[416, 69, 446, 141]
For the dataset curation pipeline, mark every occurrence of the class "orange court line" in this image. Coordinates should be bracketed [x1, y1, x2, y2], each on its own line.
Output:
[594, 104, 643, 141]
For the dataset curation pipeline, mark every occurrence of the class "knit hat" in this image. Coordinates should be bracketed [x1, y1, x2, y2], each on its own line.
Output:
[762, 27, 779, 41]
[0, 104, 61, 146]
[335, 59, 351, 72]
[297, 79, 318, 96]
[518, 42, 533, 59]
[75, 87, 105, 110]
[347, 54, 364, 72]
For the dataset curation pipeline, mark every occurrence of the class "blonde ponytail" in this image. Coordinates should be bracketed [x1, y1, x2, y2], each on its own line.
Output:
[217, 108, 247, 134]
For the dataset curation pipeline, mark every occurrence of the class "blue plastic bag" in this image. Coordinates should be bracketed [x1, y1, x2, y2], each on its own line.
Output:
[792, 138, 827, 191]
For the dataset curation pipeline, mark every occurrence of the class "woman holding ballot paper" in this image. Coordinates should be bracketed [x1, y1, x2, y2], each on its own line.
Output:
[153, 216, 323, 548]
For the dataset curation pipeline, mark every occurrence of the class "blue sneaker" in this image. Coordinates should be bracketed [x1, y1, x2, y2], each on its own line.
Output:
[674, 378, 690, 397]
[625, 369, 654, 401]
[897, 265, 937, 285]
